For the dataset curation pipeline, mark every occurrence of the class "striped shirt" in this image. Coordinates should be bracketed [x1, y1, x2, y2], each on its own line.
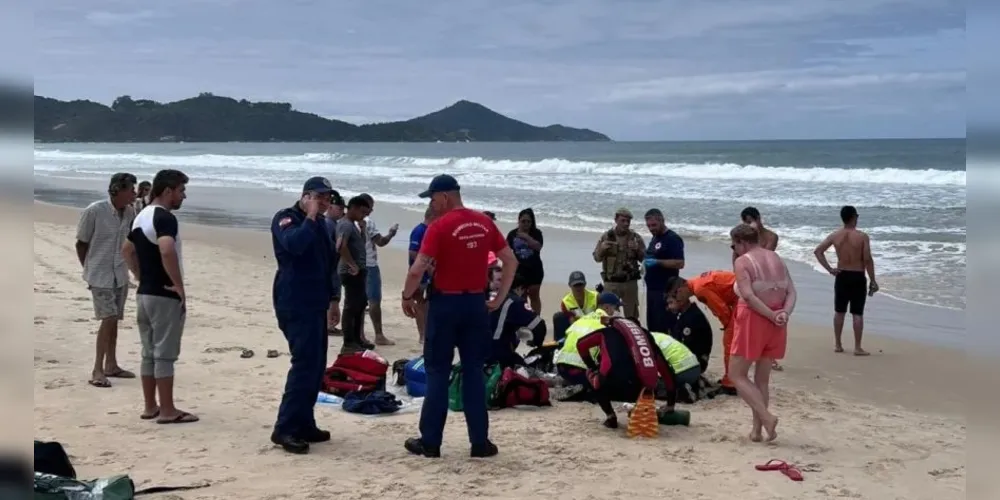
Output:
[76, 199, 135, 289]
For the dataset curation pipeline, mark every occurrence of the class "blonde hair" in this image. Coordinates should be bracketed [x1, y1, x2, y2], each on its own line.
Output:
[729, 223, 760, 244]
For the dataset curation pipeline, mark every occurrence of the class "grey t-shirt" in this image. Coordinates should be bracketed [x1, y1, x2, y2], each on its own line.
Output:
[336, 217, 366, 273]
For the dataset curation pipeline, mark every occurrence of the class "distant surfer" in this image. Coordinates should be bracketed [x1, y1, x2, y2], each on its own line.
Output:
[813, 205, 879, 356]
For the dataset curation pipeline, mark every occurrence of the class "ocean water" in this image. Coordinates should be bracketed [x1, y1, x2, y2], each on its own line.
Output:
[33, 139, 966, 310]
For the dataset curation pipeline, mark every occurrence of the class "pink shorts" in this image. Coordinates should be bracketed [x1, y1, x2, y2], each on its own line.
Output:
[730, 302, 787, 361]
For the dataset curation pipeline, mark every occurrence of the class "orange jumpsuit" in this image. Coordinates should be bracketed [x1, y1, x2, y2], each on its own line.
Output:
[687, 271, 738, 388]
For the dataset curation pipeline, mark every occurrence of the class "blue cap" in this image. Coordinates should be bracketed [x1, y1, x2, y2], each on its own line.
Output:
[303, 176, 333, 194]
[419, 174, 460, 198]
[597, 292, 621, 307]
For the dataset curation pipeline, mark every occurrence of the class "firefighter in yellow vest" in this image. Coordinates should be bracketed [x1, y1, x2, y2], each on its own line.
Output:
[650, 332, 703, 411]
[554, 292, 620, 386]
[551, 270, 599, 343]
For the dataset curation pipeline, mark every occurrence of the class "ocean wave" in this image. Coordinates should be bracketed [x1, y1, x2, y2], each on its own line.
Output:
[34, 150, 966, 186]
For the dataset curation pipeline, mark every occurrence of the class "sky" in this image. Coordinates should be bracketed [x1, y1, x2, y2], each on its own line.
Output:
[33, 0, 966, 141]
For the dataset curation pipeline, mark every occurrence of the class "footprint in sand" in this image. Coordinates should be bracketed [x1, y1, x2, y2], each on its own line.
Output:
[817, 484, 862, 498]
[928, 466, 963, 479]
[72, 318, 89, 323]
[43, 378, 73, 390]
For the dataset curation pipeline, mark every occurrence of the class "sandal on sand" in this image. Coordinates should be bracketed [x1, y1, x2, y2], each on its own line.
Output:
[240, 349, 255, 359]
[105, 368, 136, 379]
[140, 409, 160, 420]
[266, 349, 280, 358]
[88, 378, 111, 388]
[157, 411, 199, 425]
[755, 460, 804, 481]
[328, 327, 342, 336]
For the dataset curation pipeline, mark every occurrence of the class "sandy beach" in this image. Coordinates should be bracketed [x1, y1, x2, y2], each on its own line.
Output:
[33, 200, 967, 499]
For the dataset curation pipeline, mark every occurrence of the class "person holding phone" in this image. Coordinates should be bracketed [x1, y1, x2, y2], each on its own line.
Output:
[269, 177, 336, 454]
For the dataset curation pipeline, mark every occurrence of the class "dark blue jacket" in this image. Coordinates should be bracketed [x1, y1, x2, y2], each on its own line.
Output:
[488, 293, 546, 367]
[271, 203, 333, 312]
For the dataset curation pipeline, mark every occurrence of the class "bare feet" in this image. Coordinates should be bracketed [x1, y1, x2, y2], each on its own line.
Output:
[749, 430, 763, 442]
[834, 346, 844, 353]
[375, 336, 396, 346]
[854, 348, 870, 356]
[763, 415, 779, 442]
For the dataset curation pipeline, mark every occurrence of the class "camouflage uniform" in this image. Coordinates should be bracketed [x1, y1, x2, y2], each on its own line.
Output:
[592, 208, 645, 319]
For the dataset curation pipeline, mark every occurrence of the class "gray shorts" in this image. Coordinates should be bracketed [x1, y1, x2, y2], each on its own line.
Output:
[136, 294, 186, 379]
[91, 286, 128, 320]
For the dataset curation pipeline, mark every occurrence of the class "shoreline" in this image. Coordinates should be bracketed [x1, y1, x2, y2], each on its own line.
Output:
[32, 200, 967, 499]
[34, 176, 969, 352]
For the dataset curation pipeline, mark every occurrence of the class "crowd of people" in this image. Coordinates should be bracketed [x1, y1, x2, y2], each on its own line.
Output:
[71, 169, 880, 457]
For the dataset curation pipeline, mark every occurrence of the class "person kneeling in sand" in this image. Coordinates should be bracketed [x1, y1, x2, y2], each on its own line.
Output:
[730, 223, 797, 443]
[487, 271, 547, 368]
[576, 306, 678, 429]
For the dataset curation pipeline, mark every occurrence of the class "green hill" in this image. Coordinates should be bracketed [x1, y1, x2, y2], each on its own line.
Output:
[34, 93, 611, 143]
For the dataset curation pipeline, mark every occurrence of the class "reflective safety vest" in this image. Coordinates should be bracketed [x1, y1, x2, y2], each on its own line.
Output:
[651, 332, 700, 374]
[555, 310, 606, 369]
[561, 290, 598, 319]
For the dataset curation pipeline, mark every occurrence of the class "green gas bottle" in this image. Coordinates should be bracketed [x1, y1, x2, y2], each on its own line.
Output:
[657, 409, 691, 426]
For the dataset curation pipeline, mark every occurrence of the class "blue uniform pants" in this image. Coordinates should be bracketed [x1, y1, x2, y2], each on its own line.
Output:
[274, 309, 328, 437]
[646, 289, 675, 333]
[419, 292, 491, 448]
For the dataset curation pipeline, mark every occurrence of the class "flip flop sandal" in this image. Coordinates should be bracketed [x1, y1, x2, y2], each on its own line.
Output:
[88, 379, 112, 388]
[240, 349, 255, 359]
[157, 411, 200, 424]
[105, 368, 136, 379]
[140, 409, 160, 420]
[755, 460, 805, 481]
[266, 350, 279, 358]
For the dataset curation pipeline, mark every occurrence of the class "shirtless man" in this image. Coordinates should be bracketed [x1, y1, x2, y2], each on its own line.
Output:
[736, 207, 783, 371]
[741, 207, 778, 250]
[813, 205, 879, 356]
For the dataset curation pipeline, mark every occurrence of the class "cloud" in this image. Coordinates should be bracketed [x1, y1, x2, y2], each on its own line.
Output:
[599, 68, 965, 103]
[84, 10, 163, 27]
[33, 0, 965, 140]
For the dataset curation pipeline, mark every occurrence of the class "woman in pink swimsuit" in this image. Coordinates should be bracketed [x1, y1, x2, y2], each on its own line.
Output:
[730, 223, 797, 442]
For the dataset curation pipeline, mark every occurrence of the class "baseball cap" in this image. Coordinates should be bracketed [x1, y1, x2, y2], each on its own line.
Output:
[568, 271, 587, 287]
[419, 174, 460, 198]
[303, 176, 333, 194]
[597, 292, 622, 307]
[330, 189, 345, 207]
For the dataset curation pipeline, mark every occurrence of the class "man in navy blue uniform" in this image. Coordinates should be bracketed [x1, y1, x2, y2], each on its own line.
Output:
[642, 209, 685, 333]
[488, 275, 546, 367]
[270, 176, 335, 455]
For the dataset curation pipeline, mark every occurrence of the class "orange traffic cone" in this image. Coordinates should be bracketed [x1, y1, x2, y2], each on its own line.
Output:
[626, 388, 659, 438]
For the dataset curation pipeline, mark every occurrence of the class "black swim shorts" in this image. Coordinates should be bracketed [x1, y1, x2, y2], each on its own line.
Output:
[834, 270, 867, 316]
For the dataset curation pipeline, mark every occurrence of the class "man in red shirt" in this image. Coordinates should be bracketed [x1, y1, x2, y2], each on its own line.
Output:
[400, 174, 517, 459]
